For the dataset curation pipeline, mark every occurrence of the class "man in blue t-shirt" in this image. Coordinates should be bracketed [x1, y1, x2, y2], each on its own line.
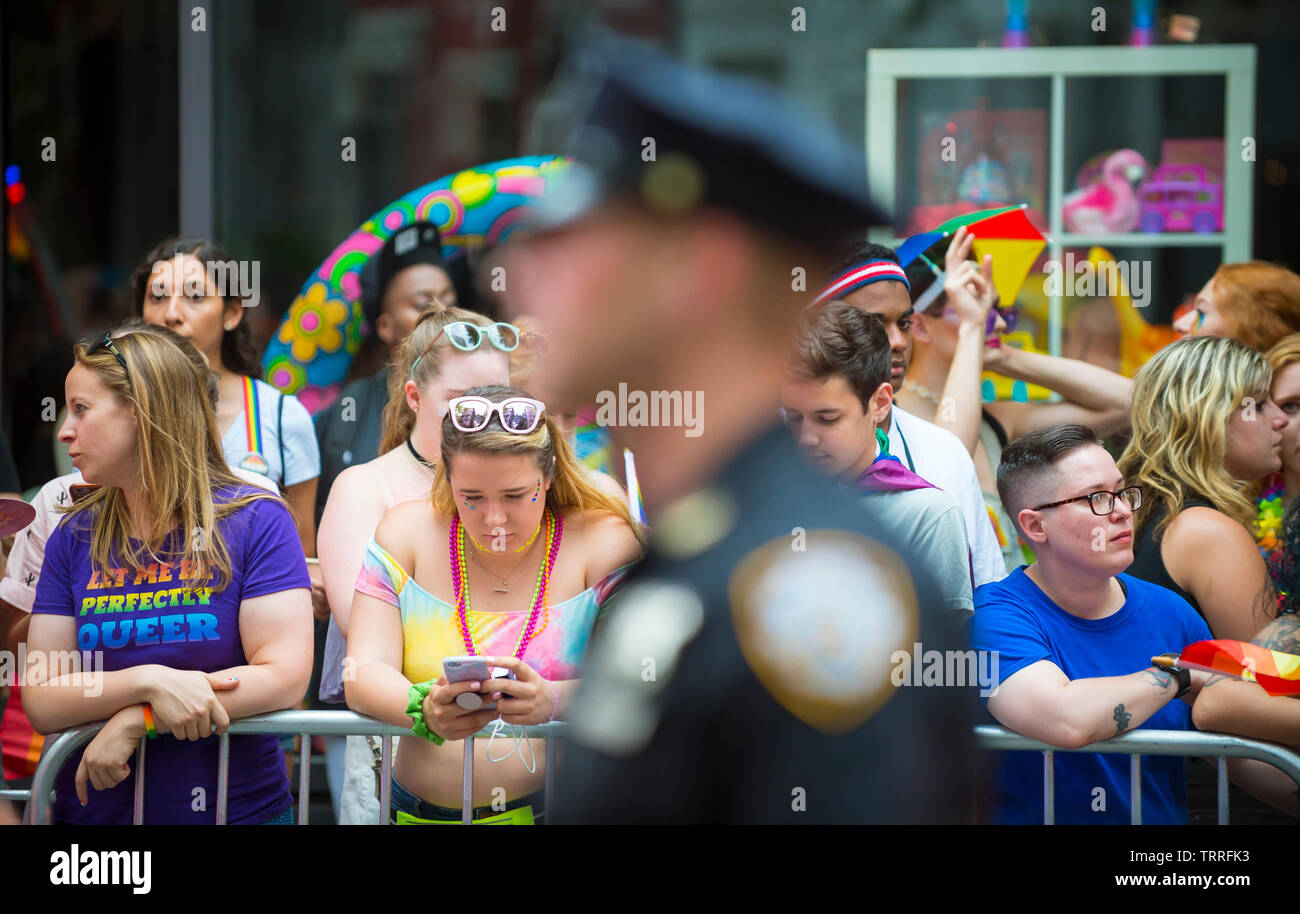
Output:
[969, 423, 1213, 824]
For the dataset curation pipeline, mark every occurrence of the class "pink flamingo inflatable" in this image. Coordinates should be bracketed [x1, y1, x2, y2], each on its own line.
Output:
[1061, 148, 1148, 234]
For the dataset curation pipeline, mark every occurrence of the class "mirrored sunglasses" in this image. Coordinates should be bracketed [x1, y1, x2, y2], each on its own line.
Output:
[410, 321, 522, 378]
[448, 396, 546, 435]
[441, 321, 520, 352]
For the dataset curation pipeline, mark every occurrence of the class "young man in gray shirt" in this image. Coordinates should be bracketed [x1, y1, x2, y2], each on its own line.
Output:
[781, 299, 973, 613]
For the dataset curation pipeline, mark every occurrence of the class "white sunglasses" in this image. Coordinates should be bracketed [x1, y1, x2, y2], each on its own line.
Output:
[447, 396, 546, 434]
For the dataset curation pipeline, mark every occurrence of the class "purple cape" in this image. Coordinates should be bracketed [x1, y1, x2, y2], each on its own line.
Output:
[854, 453, 937, 493]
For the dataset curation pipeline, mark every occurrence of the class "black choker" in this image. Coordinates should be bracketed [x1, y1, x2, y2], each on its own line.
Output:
[407, 438, 434, 469]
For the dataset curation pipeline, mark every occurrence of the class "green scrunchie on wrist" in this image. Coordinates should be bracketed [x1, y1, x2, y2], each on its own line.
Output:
[405, 680, 445, 745]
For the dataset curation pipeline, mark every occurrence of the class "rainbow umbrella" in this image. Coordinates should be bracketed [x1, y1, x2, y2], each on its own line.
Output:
[263, 155, 569, 415]
[1158, 640, 1300, 697]
[922, 204, 1047, 306]
[896, 230, 946, 270]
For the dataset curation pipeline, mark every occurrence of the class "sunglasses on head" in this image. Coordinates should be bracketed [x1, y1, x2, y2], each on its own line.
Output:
[447, 396, 546, 435]
[438, 321, 520, 352]
[410, 321, 521, 377]
[87, 331, 132, 385]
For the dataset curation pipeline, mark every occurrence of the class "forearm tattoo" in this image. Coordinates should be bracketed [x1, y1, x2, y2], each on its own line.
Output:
[1255, 615, 1300, 655]
[1199, 673, 1231, 691]
[1113, 703, 1133, 735]
[1141, 669, 1174, 692]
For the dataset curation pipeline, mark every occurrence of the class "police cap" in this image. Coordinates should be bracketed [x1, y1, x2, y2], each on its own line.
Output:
[531, 32, 890, 250]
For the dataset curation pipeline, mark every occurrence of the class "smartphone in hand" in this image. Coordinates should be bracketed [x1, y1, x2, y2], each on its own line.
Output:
[443, 656, 515, 711]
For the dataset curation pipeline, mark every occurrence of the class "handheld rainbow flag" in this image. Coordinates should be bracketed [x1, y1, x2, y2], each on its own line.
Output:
[624, 447, 646, 525]
[1154, 640, 1300, 697]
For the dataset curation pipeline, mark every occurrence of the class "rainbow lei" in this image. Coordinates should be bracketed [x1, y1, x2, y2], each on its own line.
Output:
[449, 509, 562, 659]
[1255, 473, 1288, 601]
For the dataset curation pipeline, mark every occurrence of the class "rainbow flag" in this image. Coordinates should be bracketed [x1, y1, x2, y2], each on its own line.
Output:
[1165, 640, 1300, 697]
[242, 375, 263, 453]
[624, 448, 646, 525]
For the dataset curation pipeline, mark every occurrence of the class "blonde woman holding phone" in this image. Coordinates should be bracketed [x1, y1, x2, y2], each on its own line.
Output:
[345, 385, 642, 823]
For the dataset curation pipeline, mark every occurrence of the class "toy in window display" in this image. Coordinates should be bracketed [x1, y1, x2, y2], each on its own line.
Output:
[1061, 148, 1148, 234]
[1138, 163, 1223, 233]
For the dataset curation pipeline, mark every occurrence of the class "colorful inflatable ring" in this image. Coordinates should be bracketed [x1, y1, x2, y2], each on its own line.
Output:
[263, 156, 568, 414]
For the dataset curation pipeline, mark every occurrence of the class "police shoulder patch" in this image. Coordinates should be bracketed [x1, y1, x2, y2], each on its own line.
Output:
[729, 529, 918, 733]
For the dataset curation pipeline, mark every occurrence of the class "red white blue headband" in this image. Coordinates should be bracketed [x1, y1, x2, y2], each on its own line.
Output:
[809, 260, 910, 308]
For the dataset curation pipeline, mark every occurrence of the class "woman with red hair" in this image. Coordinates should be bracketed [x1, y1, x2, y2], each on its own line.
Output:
[1174, 261, 1300, 352]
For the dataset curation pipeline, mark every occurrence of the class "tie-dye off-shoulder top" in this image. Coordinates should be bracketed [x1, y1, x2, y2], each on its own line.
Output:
[355, 537, 634, 684]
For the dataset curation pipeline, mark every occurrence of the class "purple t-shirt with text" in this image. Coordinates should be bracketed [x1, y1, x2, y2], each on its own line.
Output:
[32, 486, 309, 824]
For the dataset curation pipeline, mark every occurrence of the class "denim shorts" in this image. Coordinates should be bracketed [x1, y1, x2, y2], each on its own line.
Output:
[258, 806, 294, 825]
[389, 776, 544, 823]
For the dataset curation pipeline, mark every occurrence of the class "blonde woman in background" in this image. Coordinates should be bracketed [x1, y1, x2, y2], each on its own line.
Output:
[1120, 336, 1293, 825]
[1119, 336, 1284, 641]
[316, 304, 512, 823]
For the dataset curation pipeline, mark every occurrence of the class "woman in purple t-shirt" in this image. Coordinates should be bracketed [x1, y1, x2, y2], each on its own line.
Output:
[23, 324, 313, 824]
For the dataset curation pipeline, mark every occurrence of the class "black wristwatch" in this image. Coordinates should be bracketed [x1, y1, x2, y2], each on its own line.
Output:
[1167, 665, 1191, 698]
[1151, 653, 1191, 698]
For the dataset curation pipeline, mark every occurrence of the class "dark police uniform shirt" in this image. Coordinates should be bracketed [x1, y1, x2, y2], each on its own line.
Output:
[554, 424, 975, 823]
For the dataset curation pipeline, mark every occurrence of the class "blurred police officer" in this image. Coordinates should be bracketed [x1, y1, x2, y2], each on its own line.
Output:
[504, 33, 974, 823]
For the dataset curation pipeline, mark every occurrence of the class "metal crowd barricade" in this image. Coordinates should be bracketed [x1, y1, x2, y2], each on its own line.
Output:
[26, 710, 570, 825]
[26, 718, 1300, 824]
[975, 724, 1300, 824]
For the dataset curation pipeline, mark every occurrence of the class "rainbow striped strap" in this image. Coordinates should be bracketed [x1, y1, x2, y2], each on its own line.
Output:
[242, 375, 263, 455]
[141, 704, 158, 740]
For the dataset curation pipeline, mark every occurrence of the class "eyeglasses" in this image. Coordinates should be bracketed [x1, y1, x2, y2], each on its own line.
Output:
[87, 331, 131, 385]
[447, 396, 546, 435]
[1031, 485, 1142, 516]
[410, 321, 521, 377]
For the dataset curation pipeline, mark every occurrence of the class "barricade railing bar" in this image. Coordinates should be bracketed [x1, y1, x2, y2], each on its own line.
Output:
[21, 715, 1300, 824]
[25, 710, 570, 825]
[974, 725, 1300, 824]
